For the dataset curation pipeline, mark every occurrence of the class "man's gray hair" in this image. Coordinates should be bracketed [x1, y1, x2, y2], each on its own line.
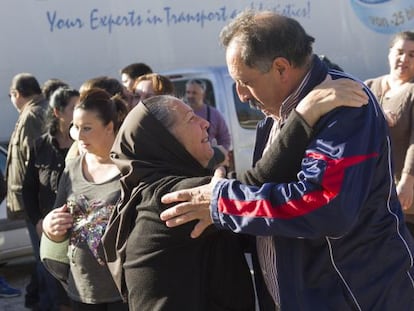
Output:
[142, 95, 178, 131]
[219, 10, 315, 72]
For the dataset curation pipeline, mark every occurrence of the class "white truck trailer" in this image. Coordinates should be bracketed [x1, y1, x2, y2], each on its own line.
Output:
[1, 0, 413, 174]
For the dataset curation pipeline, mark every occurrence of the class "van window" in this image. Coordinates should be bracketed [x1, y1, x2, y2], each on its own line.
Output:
[232, 84, 264, 129]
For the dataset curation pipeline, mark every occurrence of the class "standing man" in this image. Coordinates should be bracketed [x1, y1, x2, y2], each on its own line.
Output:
[185, 79, 232, 151]
[160, 11, 414, 310]
[6, 73, 47, 219]
[6, 73, 47, 309]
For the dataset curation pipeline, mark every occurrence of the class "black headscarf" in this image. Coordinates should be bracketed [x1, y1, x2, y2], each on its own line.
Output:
[111, 100, 211, 204]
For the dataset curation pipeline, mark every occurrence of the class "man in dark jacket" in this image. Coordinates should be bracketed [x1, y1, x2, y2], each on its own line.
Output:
[160, 11, 414, 310]
[6, 73, 47, 220]
[6, 73, 47, 308]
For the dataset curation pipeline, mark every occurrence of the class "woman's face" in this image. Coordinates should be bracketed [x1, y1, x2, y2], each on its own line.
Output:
[388, 38, 414, 82]
[71, 108, 114, 155]
[169, 99, 214, 167]
[57, 96, 78, 133]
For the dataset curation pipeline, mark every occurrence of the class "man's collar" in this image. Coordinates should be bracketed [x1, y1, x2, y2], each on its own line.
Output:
[279, 64, 313, 122]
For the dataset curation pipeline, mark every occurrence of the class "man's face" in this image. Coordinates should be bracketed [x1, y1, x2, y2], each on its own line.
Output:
[388, 38, 414, 83]
[9, 88, 23, 112]
[226, 41, 284, 117]
[185, 83, 204, 108]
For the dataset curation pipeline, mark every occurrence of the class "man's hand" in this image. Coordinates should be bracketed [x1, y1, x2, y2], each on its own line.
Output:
[296, 76, 368, 127]
[160, 178, 222, 238]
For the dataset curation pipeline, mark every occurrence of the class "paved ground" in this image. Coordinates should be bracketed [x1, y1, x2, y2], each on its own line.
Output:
[0, 256, 35, 311]
[0, 255, 259, 310]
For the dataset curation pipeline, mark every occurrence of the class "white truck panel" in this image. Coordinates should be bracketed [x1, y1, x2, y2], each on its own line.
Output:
[1, 0, 413, 147]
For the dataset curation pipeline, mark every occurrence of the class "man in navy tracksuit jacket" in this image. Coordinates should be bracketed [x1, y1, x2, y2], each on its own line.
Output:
[212, 62, 414, 309]
[161, 11, 414, 310]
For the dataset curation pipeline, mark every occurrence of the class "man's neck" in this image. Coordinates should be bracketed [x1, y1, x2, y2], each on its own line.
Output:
[17, 99, 30, 113]
[18, 94, 44, 113]
[191, 101, 205, 111]
[286, 57, 313, 97]
[278, 56, 314, 121]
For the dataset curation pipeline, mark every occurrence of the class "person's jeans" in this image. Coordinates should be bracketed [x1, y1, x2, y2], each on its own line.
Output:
[26, 221, 61, 311]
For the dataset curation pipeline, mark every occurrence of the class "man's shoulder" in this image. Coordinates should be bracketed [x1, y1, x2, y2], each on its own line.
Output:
[24, 97, 47, 114]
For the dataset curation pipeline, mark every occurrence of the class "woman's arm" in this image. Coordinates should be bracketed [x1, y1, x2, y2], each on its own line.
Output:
[42, 171, 73, 242]
[242, 77, 368, 185]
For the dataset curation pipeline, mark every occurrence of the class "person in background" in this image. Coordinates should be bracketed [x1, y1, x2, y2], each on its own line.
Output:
[120, 62, 153, 92]
[80, 75, 135, 111]
[133, 73, 175, 100]
[120, 63, 153, 109]
[160, 11, 414, 310]
[42, 79, 69, 102]
[6, 73, 47, 219]
[6, 73, 48, 309]
[23, 87, 79, 311]
[185, 79, 232, 151]
[79, 76, 124, 99]
[40, 88, 128, 311]
[365, 31, 414, 235]
[66, 77, 129, 162]
[0, 170, 22, 298]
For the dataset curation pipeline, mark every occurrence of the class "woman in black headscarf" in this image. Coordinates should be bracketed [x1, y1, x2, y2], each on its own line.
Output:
[104, 95, 255, 311]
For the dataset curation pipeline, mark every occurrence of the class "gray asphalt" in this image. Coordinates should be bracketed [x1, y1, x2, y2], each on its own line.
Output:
[0, 256, 35, 311]
[0, 255, 260, 310]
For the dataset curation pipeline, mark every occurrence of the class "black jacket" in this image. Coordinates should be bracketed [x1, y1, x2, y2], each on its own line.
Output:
[23, 131, 69, 226]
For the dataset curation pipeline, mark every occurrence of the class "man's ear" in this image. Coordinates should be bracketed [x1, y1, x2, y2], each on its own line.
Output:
[272, 57, 290, 77]
[14, 90, 22, 99]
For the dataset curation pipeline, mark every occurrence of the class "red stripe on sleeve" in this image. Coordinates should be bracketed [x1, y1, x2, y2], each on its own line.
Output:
[218, 152, 377, 219]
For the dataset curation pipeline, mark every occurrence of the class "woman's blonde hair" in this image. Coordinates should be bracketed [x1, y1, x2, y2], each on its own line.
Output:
[133, 73, 175, 96]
